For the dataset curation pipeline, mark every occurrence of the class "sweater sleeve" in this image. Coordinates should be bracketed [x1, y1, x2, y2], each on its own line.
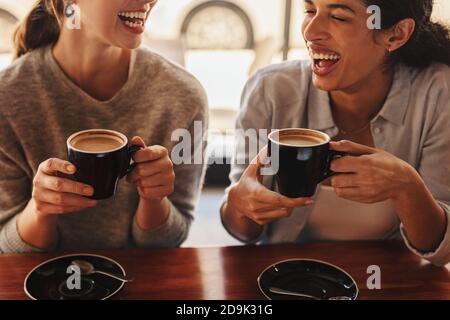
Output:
[131, 88, 209, 248]
[0, 116, 43, 253]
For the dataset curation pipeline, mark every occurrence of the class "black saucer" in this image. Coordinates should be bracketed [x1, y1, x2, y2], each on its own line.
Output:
[258, 259, 358, 300]
[24, 254, 127, 300]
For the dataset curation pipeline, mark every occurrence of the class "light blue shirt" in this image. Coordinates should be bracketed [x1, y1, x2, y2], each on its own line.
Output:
[223, 60, 450, 266]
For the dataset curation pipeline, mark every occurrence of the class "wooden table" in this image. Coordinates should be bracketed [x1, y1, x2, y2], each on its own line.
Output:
[0, 241, 449, 300]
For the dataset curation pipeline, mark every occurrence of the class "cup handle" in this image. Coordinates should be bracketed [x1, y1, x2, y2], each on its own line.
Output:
[121, 145, 143, 178]
[322, 150, 347, 181]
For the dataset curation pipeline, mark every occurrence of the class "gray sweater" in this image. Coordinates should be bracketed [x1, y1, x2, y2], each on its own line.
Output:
[0, 46, 208, 253]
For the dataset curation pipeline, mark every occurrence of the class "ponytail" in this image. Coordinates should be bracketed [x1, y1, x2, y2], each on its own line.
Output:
[13, 0, 64, 59]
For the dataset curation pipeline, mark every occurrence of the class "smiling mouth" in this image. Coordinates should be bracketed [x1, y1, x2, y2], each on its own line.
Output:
[118, 11, 147, 28]
[308, 48, 341, 76]
[310, 50, 341, 67]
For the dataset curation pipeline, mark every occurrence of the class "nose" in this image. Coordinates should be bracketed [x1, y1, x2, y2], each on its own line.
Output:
[302, 13, 329, 43]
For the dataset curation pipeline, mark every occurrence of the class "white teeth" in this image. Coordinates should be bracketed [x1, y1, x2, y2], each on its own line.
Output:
[118, 10, 147, 28]
[118, 11, 147, 20]
[123, 20, 143, 28]
[309, 50, 341, 60]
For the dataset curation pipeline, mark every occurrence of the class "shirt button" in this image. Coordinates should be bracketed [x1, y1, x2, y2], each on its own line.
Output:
[373, 127, 382, 134]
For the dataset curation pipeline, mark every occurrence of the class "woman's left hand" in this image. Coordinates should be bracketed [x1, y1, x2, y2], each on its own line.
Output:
[329, 140, 417, 203]
[126, 136, 175, 201]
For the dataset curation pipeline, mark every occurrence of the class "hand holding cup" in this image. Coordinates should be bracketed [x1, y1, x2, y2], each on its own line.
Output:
[126, 137, 175, 201]
[31, 158, 97, 218]
[228, 146, 314, 226]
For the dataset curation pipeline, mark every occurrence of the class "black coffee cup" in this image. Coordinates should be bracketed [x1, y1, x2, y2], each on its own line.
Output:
[67, 129, 141, 200]
[268, 128, 344, 198]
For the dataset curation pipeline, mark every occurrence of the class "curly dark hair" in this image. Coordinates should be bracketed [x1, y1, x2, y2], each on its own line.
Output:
[364, 0, 450, 68]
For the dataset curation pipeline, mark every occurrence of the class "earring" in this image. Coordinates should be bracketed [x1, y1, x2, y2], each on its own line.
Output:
[64, 1, 76, 18]
[64, 0, 81, 30]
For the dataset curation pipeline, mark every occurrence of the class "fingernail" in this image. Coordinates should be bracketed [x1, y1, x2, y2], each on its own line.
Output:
[88, 200, 97, 205]
[305, 200, 314, 205]
[84, 187, 93, 195]
[67, 165, 76, 172]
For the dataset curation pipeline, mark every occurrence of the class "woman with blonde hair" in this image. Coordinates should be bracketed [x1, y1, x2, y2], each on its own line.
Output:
[0, 0, 208, 253]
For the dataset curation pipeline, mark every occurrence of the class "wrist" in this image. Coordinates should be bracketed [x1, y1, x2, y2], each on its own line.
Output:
[222, 200, 244, 222]
[28, 199, 58, 225]
[227, 183, 241, 209]
[392, 164, 424, 202]
[225, 191, 262, 230]
[136, 197, 170, 231]
[16, 199, 59, 251]
[140, 197, 168, 211]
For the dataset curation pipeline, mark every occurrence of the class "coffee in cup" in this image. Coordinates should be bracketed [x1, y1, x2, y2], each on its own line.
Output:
[71, 135, 124, 153]
[277, 134, 326, 147]
[67, 129, 141, 200]
[268, 128, 344, 198]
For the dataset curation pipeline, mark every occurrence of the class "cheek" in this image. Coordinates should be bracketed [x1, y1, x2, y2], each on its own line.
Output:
[81, 2, 119, 32]
[344, 41, 386, 75]
[84, 12, 122, 41]
[343, 30, 385, 62]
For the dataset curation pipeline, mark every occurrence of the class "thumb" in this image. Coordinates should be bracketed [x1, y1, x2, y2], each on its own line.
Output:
[246, 146, 269, 179]
[330, 140, 375, 156]
[131, 136, 147, 148]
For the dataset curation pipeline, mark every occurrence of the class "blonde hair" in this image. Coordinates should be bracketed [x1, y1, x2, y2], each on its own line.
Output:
[13, 0, 65, 59]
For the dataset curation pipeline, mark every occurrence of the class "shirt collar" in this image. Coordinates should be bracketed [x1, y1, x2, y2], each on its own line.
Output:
[375, 64, 412, 126]
[307, 83, 335, 131]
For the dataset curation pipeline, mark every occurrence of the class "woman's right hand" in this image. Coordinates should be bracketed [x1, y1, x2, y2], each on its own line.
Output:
[32, 158, 97, 218]
[227, 147, 314, 226]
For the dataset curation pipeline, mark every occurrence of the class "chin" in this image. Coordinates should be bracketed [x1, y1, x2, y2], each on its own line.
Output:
[311, 76, 340, 92]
